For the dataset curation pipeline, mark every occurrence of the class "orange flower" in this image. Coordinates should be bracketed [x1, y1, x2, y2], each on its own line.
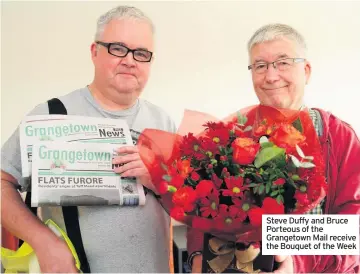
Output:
[177, 159, 193, 178]
[254, 124, 272, 137]
[231, 138, 260, 165]
[269, 124, 305, 153]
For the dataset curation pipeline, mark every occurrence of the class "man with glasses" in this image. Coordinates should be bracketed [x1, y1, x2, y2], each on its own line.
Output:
[187, 24, 359, 273]
[1, 6, 176, 273]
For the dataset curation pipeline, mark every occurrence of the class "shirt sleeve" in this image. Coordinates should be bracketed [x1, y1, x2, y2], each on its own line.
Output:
[1, 103, 49, 191]
[293, 115, 360, 273]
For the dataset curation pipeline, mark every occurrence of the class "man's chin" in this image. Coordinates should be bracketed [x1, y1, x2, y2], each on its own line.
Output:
[262, 99, 292, 110]
[113, 84, 140, 94]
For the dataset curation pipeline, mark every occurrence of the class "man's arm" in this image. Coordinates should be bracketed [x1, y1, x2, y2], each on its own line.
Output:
[292, 116, 360, 273]
[1, 171, 78, 272]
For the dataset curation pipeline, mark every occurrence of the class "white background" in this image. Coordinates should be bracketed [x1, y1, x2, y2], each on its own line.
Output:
[2, 1, 360, 144]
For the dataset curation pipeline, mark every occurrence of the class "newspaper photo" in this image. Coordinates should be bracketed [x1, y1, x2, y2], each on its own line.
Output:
[31, 142, 146, 207]
[20, 115, 134, 177]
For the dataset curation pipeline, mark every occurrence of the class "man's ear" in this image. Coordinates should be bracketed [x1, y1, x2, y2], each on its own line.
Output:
[91, 42, 98, 59]
[305, 60, 312, 85]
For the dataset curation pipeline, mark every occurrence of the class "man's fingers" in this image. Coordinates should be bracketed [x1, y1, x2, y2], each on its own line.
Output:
[115, 146, 138, 154]
[274, 255, 293, 273]
[112, 153, 139, 165]
[121, 168, 146, 178]
[113, 160, 143, 174]
[274, 255, 287, 263]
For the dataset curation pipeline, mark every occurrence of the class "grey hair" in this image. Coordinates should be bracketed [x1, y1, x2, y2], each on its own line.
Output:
[247, 24, 307, 57]
[95, 6, 155, 41]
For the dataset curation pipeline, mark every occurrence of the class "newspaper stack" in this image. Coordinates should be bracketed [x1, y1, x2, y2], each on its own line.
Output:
[19, 115, 146, 207]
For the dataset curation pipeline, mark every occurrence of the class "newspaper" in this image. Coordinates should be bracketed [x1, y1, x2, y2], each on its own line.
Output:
[31, 141, 146, 207]
[20, 115, 134, 177]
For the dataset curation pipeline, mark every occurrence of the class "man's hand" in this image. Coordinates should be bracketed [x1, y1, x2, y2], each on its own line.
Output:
[191, 254, 203, 273]
[273, 255, 293, 273]
[260, 255, 293, 273]
[34, 235, 78, 273]
[1, 171, 79, 273]
[113, 146, 157, 193]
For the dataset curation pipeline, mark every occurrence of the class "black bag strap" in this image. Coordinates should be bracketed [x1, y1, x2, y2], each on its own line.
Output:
[62, 206, 91, 273]
[25, 98, 91, 273]
[48, 97, 68, 115]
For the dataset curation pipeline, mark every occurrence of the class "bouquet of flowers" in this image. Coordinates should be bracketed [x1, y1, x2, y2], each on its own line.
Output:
[138, 105, 327, 273]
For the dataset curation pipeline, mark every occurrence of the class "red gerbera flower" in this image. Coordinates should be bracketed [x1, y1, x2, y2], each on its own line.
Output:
[199, 190, 220, 218]
[214, 205, 242, 229]
[211, 173, 224, 189]
[222, 176, 247, 198]
[200, 137, 220, 157]
[180, 133, 201, 157]
[206, 128, 230, 146]
[203, 121, 227, 131]
[231, 198, 248, 221]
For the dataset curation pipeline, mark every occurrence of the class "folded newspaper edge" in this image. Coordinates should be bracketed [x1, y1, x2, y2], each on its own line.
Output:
[21, 115, 146, 207]
[31, 141, 146, 207]
[20, 114, 134, 178]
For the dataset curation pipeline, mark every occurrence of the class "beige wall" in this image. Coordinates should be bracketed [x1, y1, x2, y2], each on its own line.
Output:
[2, 1, 360, 145]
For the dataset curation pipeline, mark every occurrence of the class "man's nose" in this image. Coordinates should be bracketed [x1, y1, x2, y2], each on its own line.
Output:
[120, 51, 136, 67]
[264, 63, 280, 83]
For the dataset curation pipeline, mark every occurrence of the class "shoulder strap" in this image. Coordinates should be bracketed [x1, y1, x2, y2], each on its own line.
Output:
[48, 98, 68, 115]
[25, 98, 91, 273]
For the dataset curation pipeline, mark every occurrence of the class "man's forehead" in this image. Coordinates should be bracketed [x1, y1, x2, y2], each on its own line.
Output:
[101, 19, 154, 49]
[250, 39, 299, 62]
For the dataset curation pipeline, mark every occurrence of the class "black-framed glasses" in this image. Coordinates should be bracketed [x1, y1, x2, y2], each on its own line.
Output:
[96, 41, 153, 62]
[248, 58, 306, 74]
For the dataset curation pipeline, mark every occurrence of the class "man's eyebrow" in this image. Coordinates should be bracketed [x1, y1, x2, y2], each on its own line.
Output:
[254, 54, 291, 63]
[110, 42, 150, 51]
[111, 41, 126, 46]
[254, 58, 266, 63]
[276, 54, 289, 59]
[136, 47, 150, 51]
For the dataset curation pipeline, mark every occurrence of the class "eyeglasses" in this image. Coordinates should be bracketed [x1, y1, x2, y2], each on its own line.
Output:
[96, 41, 153, 62]
[248, 58, 306, 74]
